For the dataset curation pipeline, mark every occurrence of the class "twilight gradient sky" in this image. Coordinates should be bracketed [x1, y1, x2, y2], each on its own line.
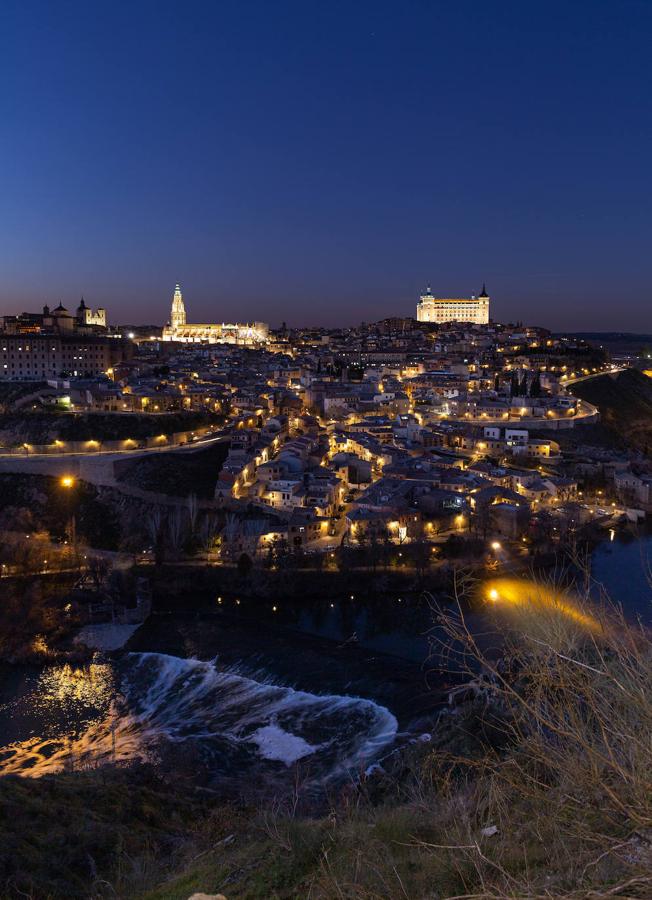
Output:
[1, 0, 651, 330]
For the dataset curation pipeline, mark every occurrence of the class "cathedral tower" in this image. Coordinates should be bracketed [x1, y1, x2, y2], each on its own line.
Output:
[170, 283, 186, 329]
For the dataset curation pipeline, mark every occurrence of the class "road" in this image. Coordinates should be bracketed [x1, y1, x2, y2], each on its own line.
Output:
[0, 428, 230, 460]
[562, 365, 630, 386]
[0, 430, 231, 488]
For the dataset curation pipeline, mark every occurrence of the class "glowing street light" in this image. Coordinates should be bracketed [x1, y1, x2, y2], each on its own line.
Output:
[59, 476, 77, 550]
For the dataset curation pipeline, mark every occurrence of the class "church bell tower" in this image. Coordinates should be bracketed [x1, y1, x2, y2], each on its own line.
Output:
[170, 283, 186, 329]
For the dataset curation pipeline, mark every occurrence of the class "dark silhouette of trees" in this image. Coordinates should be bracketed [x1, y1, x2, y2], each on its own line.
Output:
[529, 372, 541, 397]
[237, 552, 253, 579]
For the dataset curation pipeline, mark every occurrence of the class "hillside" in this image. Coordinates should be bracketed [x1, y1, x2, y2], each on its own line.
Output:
[2, 597, 652, 898]
[569, 368, 652, 450]
[114, 441, 230, 498]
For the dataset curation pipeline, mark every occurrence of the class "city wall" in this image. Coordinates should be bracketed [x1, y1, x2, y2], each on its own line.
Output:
[0, 427, 216, 456]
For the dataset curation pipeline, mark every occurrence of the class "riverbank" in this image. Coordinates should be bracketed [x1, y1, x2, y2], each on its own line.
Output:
[2, 587, 652, 899]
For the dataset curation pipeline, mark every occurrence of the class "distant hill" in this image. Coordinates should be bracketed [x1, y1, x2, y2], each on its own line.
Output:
[569, 333, 652, 342]
[568, 368, 652, 451]
[567, 333, 652, 357]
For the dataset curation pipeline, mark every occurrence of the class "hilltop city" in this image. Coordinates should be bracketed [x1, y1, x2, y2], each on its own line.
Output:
[0, 282, 649, 571]
[4, 4, 652, 897]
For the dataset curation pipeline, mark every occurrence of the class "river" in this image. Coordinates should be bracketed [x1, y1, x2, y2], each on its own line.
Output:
[1, 529, 650, 790]
[591, 526, 652, 622]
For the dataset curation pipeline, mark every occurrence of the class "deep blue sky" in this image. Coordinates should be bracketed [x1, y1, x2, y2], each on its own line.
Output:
[1, 0, 651, 330]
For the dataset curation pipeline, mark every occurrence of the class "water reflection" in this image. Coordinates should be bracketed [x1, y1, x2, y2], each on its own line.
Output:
[591, 529, 652, 623]
[0, 653, 397, 785]
[296, 594, 433, 661]
[38, 661, 114, 707]
[0, 660, 117, 777]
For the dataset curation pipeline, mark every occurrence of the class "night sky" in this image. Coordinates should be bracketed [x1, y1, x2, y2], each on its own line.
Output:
[2, 1, 651, 331]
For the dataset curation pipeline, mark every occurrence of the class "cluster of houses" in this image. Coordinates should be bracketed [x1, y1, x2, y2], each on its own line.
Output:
[6, 311, 642, 554]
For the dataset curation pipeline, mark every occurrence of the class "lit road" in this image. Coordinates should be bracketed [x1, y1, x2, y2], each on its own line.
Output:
[0, 429, 231, 460]
[562, 365, 630, 386]
[0, 428, 233, 490]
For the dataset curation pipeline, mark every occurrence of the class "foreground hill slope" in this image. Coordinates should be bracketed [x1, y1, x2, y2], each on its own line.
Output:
[2, 598, 652, 899]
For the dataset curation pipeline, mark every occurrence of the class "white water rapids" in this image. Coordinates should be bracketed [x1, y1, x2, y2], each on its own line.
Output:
[0, 653, 398, 786]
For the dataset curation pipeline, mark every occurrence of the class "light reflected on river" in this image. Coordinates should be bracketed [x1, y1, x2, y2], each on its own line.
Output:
[37, 661, 114, 708]
[0, 660, 143, 778]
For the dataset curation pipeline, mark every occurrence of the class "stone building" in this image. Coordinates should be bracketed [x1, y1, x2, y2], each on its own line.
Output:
[162, 284, 269, 345]
[0, 333, 129, 380]
[0, 298, 130, 380]
[2, 298, 108, 335]
[416, 284, 490, 325]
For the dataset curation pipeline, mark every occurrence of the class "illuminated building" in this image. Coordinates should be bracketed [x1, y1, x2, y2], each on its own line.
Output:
[162, 284, 269, 345]
[2, 299, 108, 335]
[0, 299, 129, 379]
[416, 284, 490, 325]
[0, 334, 127, 379]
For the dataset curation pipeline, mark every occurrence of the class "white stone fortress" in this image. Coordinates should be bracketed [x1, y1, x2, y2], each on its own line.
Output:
[416, 284, 490, 325]
[162, 284, 269, 344]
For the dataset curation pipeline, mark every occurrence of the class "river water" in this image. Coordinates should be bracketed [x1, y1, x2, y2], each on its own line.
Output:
[0, 654, 397, 791]
[1, 528, 650, 789]
[591, 528, 652, 622]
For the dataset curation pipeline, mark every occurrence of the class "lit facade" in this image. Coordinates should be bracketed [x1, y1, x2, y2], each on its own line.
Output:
[0, 299, 125, 379]
[2, 299, 108, 335]
[0, 334, 124, 379]
[162, 284, 269, 345]
[77, 298, 107, 328]
[416, 285, 490, 325]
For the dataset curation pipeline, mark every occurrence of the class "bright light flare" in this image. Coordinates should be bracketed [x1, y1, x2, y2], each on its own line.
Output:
[60, 476, 75, 488]
[483, 577, 601, 632]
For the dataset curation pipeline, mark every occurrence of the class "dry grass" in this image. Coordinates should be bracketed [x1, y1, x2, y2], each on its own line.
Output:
[235, 568, 652, 898]
[3, 566, 652, 898]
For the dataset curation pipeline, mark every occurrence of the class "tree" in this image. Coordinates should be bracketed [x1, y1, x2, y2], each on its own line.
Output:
[146, 507, 165, 566]
[199, 513, 221, 559]
[237, 552, 253, 579]
[510, 371, 520, 397]
[471, 500, 494, 540]
[412, 540, 431, 581]
[186, 494, 199, 537]
[166, 507, 186, 559]
[529, 372, 541, 397]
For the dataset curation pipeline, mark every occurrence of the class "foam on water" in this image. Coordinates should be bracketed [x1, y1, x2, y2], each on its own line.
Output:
[249, 725, 317, 764]
[0, 653, 398, 786]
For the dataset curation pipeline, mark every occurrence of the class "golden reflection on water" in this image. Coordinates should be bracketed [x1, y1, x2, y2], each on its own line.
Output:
[38, 661, 114, 707]
[0, 661, 147, 778]
[482, 577, 601, 633]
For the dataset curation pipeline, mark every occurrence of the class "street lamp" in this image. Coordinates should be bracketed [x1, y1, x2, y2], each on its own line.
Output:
[59, 476, 77, 550]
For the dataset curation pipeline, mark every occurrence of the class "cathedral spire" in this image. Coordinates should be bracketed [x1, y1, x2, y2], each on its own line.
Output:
[170, 283, 186, 329]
